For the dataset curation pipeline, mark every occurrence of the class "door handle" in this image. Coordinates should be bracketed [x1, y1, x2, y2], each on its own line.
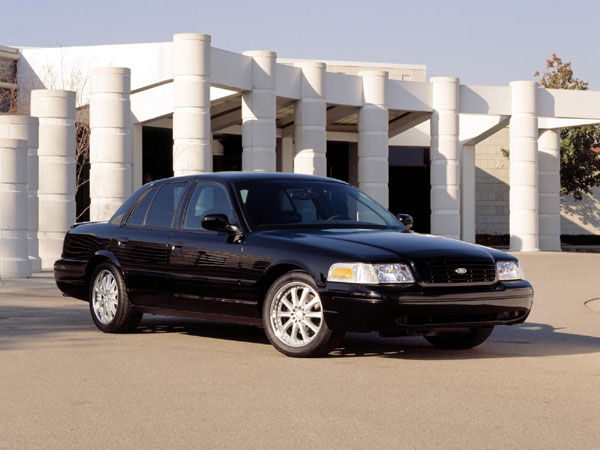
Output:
[169, 241, 184, 252]
[117, 237, 129, 248]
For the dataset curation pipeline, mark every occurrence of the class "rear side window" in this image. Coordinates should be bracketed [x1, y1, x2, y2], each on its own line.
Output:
[145, 183, 188, 229]
[126, 188, 157, 227]
[110, 185, 153, 225]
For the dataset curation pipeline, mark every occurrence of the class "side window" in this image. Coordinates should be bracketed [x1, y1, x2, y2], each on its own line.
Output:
[126, 188, 157, 227]
[144, 183, 188, 229]
[183, 183, 234, 230]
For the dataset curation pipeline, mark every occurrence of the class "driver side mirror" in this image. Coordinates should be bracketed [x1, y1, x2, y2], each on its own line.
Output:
[202, 214, 242, 237]
[396, 213, 414, 230]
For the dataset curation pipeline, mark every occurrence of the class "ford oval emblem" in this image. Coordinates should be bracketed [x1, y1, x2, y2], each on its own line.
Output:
[455, 267, 467, 275]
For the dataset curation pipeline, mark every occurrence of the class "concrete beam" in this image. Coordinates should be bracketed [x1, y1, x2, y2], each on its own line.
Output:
[211, 107, 242, 132]
[326, 105, 358, 124]
[388, 111, 430, 138]
[460, 115, 509, 146]
[387, 80, 432, 113]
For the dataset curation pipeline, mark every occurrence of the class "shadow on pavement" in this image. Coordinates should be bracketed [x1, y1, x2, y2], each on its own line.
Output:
[2, 300, 599, 360]
[329, 322, 600, 360]
[137, 316, 269, 345]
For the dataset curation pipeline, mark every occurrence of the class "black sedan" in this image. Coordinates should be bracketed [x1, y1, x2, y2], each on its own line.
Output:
[55, 173, 533, 357]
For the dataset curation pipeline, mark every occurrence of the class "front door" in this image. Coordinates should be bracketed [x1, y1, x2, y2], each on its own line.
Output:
[168, 181, 245, 316]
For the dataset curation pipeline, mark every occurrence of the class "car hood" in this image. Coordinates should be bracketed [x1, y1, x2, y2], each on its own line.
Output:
[260, 228, 510, 263]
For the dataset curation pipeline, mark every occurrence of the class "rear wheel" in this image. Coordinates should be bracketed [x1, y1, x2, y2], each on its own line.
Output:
[424, 326, 494, 349]
[89, 262, 142, 333]
[263, 272, 343, 357]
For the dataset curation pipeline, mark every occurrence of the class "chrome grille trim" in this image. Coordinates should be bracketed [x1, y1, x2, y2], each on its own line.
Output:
[413, 259, 497, 285]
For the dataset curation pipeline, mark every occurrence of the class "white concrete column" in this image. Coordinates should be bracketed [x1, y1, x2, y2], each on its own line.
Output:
[461, 144, 476, 243]
[430, 77, 460, 239]
[90, 67, 132, 221]
[31, 90, 76, 270]
[538, 129, 561, 251]
[173, 33, 212, 176]
[0, 115, 42, 272]
[509, 81, 539, 251]
[358, 70, 389, 208]
[294, 62, 326, 176]
[0, 138, 31, 278]
[242, 50, 277, 171]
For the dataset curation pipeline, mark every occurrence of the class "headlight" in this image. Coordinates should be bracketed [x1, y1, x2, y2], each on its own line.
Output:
[496, 261, 522, 281]
[327, 263, 414, 284]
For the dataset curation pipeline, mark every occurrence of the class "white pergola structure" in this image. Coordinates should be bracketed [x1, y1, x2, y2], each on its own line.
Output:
[2, 32, 600, 278]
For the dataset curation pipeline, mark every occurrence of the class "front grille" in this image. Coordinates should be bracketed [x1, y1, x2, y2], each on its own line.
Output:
[414, 260, 496, 285]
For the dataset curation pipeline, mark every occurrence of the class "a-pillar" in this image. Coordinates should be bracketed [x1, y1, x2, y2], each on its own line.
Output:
[173, 33, 212, 176]
[538, 129, 561, 251]
[509, 81, 539, 251]
[31, 90, 76, 269]
[430, 77, 460, 239]
[90, 67, 132, 221]
[358, 70, 389, 208]
[461, 144, 476, 243]
[0, 138, 31, 278]
[0, 115, 42, 272]
[294, 62, 326, 176]
[242, 51, 277, 172]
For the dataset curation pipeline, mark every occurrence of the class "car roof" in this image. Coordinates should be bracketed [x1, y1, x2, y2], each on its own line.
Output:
[148, 172, 349, 186]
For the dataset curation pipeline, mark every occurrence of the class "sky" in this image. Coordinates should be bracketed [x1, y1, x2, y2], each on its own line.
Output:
[3, 0, 600, 88]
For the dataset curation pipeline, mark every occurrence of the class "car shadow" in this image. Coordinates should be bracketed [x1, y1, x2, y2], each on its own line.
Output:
[328, 322, 600, 360]
[136, 315, 270, 345]
[2, 301, 599, 360]
[137, 316, 600, 360]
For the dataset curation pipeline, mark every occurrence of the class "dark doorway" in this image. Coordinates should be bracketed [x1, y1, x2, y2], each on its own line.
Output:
[143, 126, 173, 183]
[326, 141, 349, 182]
[388, 147, 430, 233]
[214, 134, 242, 172]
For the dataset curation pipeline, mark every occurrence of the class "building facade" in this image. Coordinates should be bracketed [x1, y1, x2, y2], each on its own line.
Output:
[1, 33, 600, 278]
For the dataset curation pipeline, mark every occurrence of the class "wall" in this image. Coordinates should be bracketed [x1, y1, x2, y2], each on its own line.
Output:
[278, 58, 426, 82]
[474, 127, 600, 236]
[561, 188, 600, 235]
[474, 127, 510, 235]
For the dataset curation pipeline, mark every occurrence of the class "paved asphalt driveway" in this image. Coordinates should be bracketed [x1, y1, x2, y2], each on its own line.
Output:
[1, 252, 599, 449]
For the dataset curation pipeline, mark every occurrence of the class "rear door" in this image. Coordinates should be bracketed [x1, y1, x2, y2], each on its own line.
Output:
[113, 181, 189, 308]
[167, 181, 245, 315]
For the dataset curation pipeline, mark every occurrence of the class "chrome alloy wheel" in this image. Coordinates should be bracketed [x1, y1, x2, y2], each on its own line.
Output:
[92, 269, 119, 324]
[270, 281, 323, 347]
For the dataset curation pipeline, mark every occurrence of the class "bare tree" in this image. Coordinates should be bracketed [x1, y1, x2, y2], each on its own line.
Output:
[2, 49, 91, 221]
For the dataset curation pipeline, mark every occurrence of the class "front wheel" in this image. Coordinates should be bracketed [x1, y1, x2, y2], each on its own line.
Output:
[262, 272, 343, 357]
[424, 326, 494, 349]
[89, 262, 143, 333]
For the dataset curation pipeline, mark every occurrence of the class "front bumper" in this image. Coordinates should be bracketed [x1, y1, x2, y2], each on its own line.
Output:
[319, 280, 533, 332]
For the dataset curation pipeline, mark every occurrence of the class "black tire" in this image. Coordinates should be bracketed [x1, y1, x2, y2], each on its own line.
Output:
[88, 262, 143, 333]
[424, 326, 494, 349]
[262, 271, 343, 357]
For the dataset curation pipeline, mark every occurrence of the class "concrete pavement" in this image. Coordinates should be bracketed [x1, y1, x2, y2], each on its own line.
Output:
[1, 252, 599, 449]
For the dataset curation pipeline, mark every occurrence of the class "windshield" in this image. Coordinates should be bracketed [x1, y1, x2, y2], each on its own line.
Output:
[234, 179, 405, 231]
